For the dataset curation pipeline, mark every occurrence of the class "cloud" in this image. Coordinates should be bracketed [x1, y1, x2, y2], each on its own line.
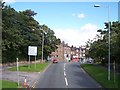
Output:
[77, 13, 85, 19]
[72, 13, 85, 19]
[80, 23, 98, 33]
[54, 23, 99, 47]
[54, 28, 81, 47]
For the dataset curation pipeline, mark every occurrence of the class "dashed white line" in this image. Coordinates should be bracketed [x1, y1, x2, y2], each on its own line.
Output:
[64, 62, 68, 86]
[64, 71, 66, 76]
[64, 67, 65, 71]
[64, 77, 68, 86]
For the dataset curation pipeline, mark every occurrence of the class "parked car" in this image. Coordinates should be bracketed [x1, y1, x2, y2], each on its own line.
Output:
[52, 59, 58, 63]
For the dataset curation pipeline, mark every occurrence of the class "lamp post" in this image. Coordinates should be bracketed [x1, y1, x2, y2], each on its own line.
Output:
[41, 28, 46, 63]
[41, 29, 44, 63]
[94, 4, 111, 80]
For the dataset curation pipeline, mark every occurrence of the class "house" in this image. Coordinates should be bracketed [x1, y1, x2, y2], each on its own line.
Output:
[50, 41, 86, 61]
[50, 42, 64, 60]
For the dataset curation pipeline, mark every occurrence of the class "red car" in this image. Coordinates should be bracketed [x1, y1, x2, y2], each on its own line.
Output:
[52, 59, 58, 63]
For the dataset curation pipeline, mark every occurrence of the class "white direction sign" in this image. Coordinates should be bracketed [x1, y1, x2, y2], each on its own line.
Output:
[28, 46, 37, 56]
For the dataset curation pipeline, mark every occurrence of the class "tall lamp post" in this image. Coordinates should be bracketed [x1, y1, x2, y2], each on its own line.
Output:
[42, 31, 44, 63]
[41, 28, 47, 63]
[41, 29, 44, 63]
[94, 4, 111, 80]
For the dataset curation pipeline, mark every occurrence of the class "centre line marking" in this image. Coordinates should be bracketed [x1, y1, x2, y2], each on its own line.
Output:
[65, 77, 68, 86]
[64, 67, 65, 71]
[64, 71, 66, 76]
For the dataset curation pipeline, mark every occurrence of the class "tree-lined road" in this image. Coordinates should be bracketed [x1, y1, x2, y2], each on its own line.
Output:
[35, 61, 102, 88]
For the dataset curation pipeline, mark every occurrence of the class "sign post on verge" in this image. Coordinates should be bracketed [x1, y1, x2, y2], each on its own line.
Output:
[17, 57, 19, 87]
[35, 55, 36, 70]
[28, 46, 37, 70]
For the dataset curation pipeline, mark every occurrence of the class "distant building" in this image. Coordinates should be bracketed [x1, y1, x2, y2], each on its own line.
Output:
[50, 41, 86, 61]
[50, 42, 64, 60]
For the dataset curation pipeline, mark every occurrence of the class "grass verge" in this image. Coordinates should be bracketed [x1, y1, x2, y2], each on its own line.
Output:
[1, 80, 26, 89]
[8, 62, 49, 72]
[1, 80, 18, 88]
[81, 64, 119, 88]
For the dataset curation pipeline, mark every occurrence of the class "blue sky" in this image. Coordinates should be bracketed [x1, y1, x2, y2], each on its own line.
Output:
[6, 2, 118, 47]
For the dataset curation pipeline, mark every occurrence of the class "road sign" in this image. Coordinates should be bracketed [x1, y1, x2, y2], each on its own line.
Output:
[28, 46, 37, 56]
[28, 46, 37, 69]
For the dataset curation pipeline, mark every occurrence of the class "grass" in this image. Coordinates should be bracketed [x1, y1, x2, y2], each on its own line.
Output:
[1, 80, 18, 88]
[0, 80, 2, 89]
[8, 62, 49, 72]
[1, 80, 26, 89]
[81, 64, 119, 88]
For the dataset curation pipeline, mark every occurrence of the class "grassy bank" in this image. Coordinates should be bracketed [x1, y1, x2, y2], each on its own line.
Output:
[8, 62, 49, 72]
[81, 64, 118, 88]
[1, 80, 18, 88]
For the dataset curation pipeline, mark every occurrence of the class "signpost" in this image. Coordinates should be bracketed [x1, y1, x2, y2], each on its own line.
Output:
[28, 46, 37, 70]
[16, 58, 19, 87]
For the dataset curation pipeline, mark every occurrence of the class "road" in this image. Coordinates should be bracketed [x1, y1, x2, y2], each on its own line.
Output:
[34, 61, 102, 88]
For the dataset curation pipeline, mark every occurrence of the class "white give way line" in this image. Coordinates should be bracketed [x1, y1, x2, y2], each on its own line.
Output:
[64, 63, 68, 86]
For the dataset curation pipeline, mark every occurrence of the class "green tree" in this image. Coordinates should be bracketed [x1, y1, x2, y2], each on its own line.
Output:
[2, 3, 61, 63]
[86, 21, 120, 65]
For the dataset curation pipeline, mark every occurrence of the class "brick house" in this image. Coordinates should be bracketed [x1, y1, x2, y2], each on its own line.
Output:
[50, 41, 86, 61]
[50, 43, 64, 60]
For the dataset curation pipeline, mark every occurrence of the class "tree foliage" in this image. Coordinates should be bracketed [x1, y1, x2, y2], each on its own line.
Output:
[86, 21, 120, 65]
[2, 3, 61, 63]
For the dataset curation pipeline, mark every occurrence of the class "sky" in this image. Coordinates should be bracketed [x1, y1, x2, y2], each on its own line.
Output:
[4, 1, 118, 47]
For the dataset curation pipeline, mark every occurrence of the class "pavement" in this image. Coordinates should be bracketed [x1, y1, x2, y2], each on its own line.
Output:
[1, 62, 52, 88]
[2, 70, 39, 87]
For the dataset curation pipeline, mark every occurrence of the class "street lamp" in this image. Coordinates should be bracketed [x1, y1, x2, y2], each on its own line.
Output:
[32, 28, 45, 63]
[41, 28, 47, 63]
[94, 4, 111, 80]
[41, 29, 44, 63]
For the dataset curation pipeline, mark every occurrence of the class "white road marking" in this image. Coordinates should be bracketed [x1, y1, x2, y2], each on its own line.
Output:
[64, 71, 66, 76]
[32, 78, 39, 88]
[64, 67, 65, 71]
[64, 77, 68, 86]
[64, 62, 68, 86]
